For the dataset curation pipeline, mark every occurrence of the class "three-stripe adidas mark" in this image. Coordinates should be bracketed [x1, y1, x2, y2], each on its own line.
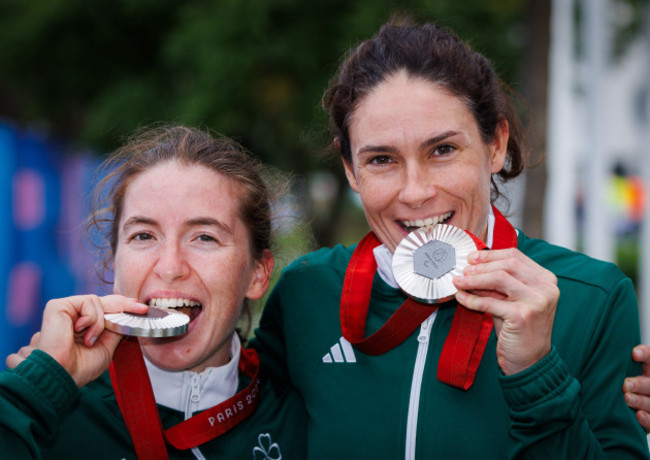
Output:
[322, 337, 356, 363]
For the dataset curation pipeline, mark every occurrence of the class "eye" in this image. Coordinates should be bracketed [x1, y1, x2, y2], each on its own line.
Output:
[432, 144, 456, 156]
[129, 232, 154, 242]
[195, 233, 219, 244]
[368, 155, 394, 166]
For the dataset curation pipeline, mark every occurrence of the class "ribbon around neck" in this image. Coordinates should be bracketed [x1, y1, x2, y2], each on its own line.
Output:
[340, 205, 518, 390]
[110, 337, 261, 459]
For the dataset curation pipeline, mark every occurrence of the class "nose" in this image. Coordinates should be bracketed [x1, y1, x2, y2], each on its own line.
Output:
[398, 163, 437, 208]
[153, 240, 190, 283]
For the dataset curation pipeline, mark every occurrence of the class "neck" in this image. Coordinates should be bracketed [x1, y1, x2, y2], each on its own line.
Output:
[144, 334, 241, 412]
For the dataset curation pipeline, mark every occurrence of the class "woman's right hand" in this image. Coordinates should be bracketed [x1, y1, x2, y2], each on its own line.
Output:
[453, 247, 559, 376]
[5, 295, 148, 387]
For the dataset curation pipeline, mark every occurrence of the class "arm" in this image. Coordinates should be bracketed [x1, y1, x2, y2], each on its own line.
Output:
[504, 277, 648, 458]
[0, 351, 79, 459]
[1, 294, 147, 456]
[249, 281, 292, 385]
[454, 250, 649, 458]
[624, 344, 650, 432]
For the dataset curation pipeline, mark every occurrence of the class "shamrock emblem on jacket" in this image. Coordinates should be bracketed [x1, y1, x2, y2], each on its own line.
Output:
[253, 433, 282, 460]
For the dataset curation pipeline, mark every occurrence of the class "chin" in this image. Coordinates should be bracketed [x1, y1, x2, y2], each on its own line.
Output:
[141, 337, 197, 363]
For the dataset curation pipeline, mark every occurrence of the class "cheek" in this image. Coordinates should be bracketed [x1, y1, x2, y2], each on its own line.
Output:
[207, 257, 253, 301]
[479, 152, 497, 183]
[113, 251, 144, 296]
[451, 160, 492, 198]
[356, 174, 394, 209]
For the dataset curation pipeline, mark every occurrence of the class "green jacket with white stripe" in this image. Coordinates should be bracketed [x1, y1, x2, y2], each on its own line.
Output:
[251, 229, 649, 459]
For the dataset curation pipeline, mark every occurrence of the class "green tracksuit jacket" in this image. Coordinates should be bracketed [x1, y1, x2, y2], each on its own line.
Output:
[0, 350, 306, 459]
[251, 230, 650, 459]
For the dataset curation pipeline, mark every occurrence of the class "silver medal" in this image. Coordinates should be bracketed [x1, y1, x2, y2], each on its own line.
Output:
[104, 308, 189, 338]
[392, 224, 478, 303]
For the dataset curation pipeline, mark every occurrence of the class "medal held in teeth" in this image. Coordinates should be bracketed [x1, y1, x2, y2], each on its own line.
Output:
[392, 224, 479, 304]
[104, 308, 189, 338]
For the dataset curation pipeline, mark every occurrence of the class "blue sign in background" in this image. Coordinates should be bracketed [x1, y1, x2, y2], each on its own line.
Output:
[0, 123, 108, 365]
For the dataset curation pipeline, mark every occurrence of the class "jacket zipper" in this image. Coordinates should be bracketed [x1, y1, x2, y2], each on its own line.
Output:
[187, 374, 206, 460]
[404, 313, 435, 460]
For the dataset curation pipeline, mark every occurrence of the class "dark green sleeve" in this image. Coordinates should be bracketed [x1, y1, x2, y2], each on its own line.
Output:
[250, 277, 291, 384]
[0, 350, 80, 459]
[501, 277, 649, 459]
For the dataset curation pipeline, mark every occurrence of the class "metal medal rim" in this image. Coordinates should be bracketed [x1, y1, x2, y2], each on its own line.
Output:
[104, 308, 189, 338]
[392, 224, 478, 304]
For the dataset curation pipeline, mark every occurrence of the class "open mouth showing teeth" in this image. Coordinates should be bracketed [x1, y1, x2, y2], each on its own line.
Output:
[149, 298, 202, 322]
[400, 211, 453, 232]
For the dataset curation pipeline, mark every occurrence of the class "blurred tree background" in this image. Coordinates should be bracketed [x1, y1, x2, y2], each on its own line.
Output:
[0, 0, 528, 252]
[0, 0, 646, 256]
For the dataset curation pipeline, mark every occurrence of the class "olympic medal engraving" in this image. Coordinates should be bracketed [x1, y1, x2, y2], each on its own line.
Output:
[104, 307, 189, 338]
[413, 240, 456, 280]
[392, 224, 478, 303]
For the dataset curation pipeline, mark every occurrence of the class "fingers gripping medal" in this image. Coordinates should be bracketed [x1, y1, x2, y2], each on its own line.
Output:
[392, 224, 484, 303]
[104, 308, 189, 338]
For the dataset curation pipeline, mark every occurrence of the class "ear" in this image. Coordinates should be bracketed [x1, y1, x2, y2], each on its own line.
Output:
[490, 119, 509, 174]
[337, 138, 360, 194]
[245, 249, 274, 300]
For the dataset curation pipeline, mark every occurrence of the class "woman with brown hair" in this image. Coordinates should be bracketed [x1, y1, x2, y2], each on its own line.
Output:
[252, 20, 649, 458]
[2, 125, 306, 459]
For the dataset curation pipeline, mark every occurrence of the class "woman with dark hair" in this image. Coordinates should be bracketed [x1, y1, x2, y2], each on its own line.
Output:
[1, 126, 306, 459]
[252, 21, 649, 458]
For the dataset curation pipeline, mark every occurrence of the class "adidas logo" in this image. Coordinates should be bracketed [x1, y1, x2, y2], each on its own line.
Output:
[322, 337, 357, 363]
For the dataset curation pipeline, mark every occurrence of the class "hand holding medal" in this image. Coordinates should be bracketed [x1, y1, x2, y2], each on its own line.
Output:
[5, 294, 149, 387]
[387, 207, 559, 378]
[449, 220, 560, 376]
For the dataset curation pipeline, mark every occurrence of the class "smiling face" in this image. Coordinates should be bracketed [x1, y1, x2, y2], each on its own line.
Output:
[113, 160, 271, 372]
[343, 71, 509, 253]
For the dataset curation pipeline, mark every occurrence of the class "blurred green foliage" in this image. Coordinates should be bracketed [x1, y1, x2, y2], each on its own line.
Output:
[0, 0, 529, 248]
[0, 0, 526, 159]
[0, 0, 645, 251]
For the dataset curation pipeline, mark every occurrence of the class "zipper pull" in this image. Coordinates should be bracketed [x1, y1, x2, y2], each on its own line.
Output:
[184, 373, 202, 419]
[418, 315, 434, 343]
[190, 374, 201, 404]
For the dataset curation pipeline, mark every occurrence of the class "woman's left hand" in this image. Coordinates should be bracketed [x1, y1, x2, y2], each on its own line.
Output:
[453, 248, 559, 375]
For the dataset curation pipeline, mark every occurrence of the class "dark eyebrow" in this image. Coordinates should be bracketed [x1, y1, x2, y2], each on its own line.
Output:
[356, 130, 462, 156]
[420, 130, 461, 150]
[357, 144, 396, 155]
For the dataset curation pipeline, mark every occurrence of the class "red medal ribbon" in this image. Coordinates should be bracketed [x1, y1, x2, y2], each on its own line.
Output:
[340, 231, 436, 355]
[110, 337, 261, 459]
[110, 338, 168, 460]
[340, 205, 517, 390]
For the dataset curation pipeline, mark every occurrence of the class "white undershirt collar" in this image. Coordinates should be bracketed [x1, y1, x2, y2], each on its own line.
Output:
[144, 333, 240, 413]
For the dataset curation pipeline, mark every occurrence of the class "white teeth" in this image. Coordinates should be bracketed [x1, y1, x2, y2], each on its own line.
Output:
[149, 298, 201, 309]
[401, 212, 452, 229]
